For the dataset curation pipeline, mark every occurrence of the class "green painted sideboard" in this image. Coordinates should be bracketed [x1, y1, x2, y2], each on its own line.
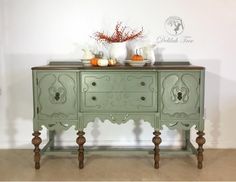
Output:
[31, 62, 205, 170]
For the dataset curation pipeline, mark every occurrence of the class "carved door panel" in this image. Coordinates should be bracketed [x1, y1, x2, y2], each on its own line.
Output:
[36, 71, 77, 120]
[160, 71, 200, 121]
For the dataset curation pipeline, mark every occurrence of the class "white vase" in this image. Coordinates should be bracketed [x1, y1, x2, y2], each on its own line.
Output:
[109, 42, 127, 64]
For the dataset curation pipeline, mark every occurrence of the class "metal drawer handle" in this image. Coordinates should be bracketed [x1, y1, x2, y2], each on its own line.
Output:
[140, 82, 145, 86]
[141, 96, 146, 101]
[92, 96, 97, 101]
[92, 82, 96, 86]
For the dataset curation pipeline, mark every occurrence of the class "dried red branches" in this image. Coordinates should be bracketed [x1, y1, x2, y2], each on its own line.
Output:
[93, 22, 143, 43]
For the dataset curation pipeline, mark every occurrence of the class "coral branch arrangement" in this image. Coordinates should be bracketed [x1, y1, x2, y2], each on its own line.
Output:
[93, 22, 143, 43]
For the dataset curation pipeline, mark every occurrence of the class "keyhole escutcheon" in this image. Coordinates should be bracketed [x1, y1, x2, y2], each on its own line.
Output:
[55, 92, 60, 101]
[177, 92, 182, 101]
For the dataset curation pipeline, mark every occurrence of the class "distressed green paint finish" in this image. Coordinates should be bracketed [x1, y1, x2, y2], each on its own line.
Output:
[81, 71, 157, 112]
[197, 70, 205, 131]
[32, 65, 205, 132]
[159, 71, 203, 130]
[82, 113, 156, 129]
[37, 71, 77, 120]
[81, 71, 156, 92]
[32, 70, 78, 131]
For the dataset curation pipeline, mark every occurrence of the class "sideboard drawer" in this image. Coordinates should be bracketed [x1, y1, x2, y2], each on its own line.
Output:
[81, 92, 157, 112]
[81, 71, 157, 92]
[80, 71, 157, 112]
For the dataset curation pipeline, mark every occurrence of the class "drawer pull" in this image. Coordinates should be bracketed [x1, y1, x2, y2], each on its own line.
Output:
[92, 96, 97, 101]
[141, 96, 146, 101]
[140, 82, 145, 86]
[92, 82, 96, 86]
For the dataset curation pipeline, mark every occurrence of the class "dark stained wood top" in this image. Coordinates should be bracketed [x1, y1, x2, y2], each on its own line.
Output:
[31, 61, 205, 70]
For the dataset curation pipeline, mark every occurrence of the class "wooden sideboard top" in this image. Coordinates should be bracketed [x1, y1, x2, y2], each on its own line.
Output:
[32, 61, 205, 70]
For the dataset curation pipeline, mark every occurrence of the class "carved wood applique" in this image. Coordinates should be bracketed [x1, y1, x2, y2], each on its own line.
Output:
[49, 85, 66, 104]
[171, 77, 189, 104]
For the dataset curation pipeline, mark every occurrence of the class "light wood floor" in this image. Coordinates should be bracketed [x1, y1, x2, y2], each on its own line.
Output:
[0, 149, 236, 181]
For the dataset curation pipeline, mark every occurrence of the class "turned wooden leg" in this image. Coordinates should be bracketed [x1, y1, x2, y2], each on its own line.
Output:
[32, 131, 42, 169]
[76, 131, 86, 169]
[196, 131, 206, 169]
[152, 131, 162, 169]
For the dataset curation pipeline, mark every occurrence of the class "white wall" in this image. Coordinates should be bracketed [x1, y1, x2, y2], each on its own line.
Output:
[0, 0, 236, 149]
[0, 0, 7, 148]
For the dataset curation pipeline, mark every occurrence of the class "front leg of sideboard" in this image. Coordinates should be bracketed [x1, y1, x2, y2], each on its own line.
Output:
[152, 130, 162, 169]
[32, 131, 42, 169]
[196, 131, 206, 169]
[76, 131, 86, 169]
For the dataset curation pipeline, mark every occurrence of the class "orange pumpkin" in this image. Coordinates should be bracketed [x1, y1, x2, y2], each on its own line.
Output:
[131, 49, 143, 61]
[90, 58, 99, 66]
[131, 54, 143, 61]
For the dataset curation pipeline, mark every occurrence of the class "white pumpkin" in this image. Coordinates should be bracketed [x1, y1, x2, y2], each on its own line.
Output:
[97, 59, 109, 66]
[108, 59, 117, 66]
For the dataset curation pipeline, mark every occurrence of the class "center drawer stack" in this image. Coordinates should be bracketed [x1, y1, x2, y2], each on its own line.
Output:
[80, 71, 157, 112]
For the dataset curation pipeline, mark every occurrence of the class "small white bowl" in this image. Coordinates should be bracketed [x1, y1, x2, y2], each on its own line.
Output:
[126, 60, 150, 67]
[81, 59, 91, 66]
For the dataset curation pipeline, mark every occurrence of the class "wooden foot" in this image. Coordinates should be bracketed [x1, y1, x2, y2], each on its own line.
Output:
[76, 131, 86, 169]
[196, 131, 206, 169]
[152, 131, 162, 169]
[32, 131, 42, 169]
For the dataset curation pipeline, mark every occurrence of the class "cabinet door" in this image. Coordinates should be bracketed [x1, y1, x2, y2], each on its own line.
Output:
[36, 71, 77, 120]
[160, 71, 200, 121]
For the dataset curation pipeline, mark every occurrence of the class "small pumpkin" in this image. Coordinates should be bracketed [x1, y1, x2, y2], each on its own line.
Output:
[97, 59, 109, 66]
[108, 59, 116, 66]
[131, 49, 143, 61]
[90, 58, 99, 66]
